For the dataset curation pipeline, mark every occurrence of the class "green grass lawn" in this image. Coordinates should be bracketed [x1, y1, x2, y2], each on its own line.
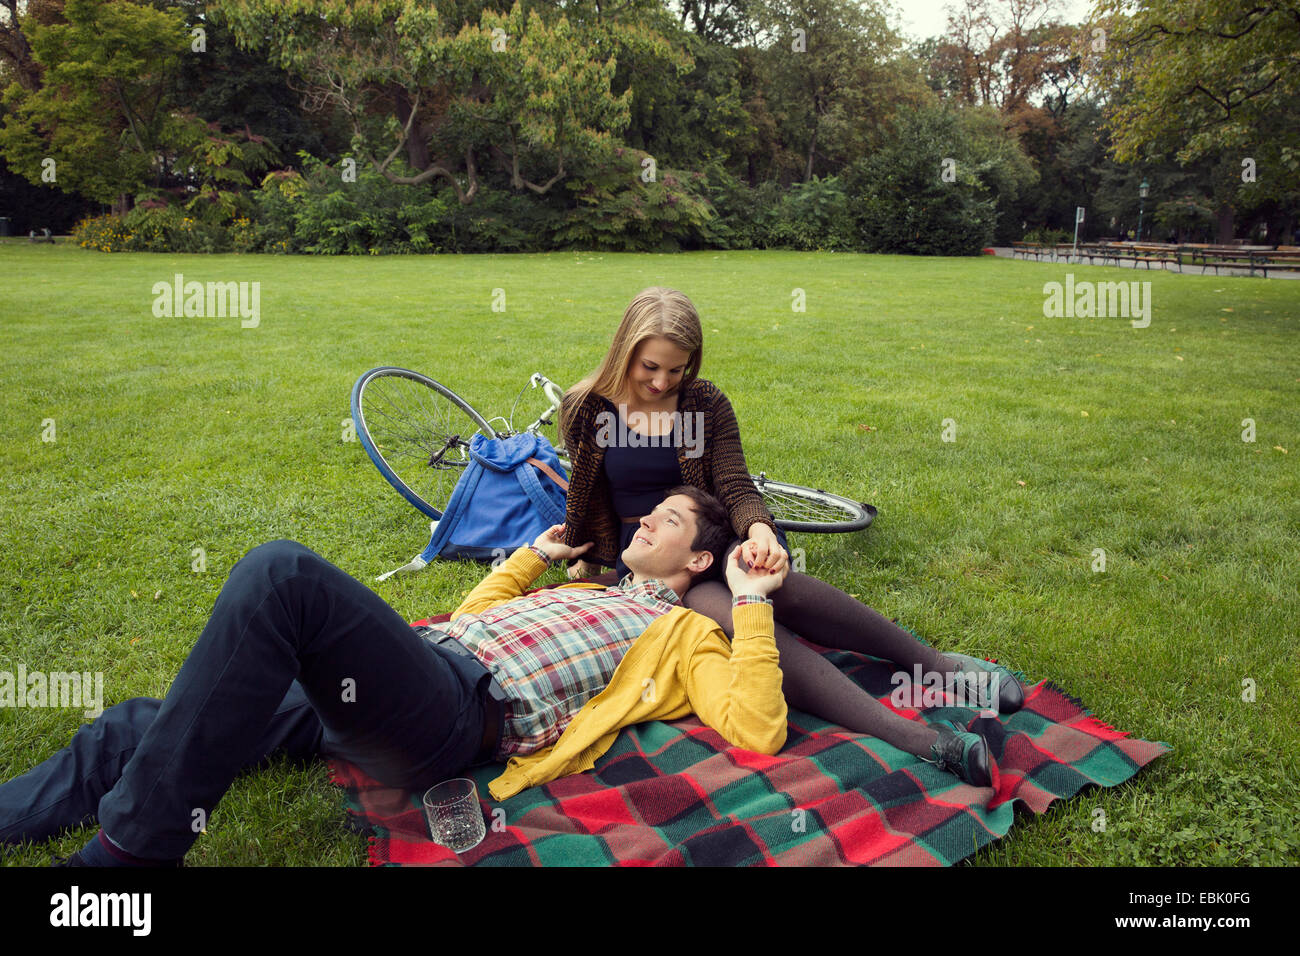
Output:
[1, 243, 1296, 866]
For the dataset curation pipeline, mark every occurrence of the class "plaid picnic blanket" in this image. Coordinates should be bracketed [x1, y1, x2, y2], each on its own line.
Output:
[329, 605, 1169, 866]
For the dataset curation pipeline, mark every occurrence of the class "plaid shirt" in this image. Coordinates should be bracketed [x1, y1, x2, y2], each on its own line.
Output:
[437, 551, 681, 757]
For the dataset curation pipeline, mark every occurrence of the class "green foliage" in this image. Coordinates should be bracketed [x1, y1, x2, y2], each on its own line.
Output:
[704, 172, 769, 250]
[0, 0, 191, 206]
[1154, 197, 1215, 237]
[441, 187, 562, 253]
[124, 204, 240, 253]
[618, 29, 749, 170]
[251, 170, 306, 253]
[746, 0, 918, 180]
[71, 214, 132, 253]
[284, 155, 413, 255]
[216, 0, 633, 201]
[765, 176, 856, 251]
[842, 107, 1000, 255]
[247, 152, 560, 254]
[687, 164, 856, 251]
[166, 119, 277, 224]
[556, 147, 719, 251]
[72, 206, 241, 254]
[1098, 0, 1300, 202]
[1022, 227, 1071, 244]
[169, 12, 334, 166]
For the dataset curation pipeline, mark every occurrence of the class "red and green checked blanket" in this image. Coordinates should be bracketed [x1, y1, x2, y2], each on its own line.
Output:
[329, 612, 1168, 866]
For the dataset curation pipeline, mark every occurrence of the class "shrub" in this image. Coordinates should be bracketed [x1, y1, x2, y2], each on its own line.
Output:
[72, 214, 131, 253]
[556, 147, 720, 251]
[440, 186, 559, 253]
[698, 164, 762, 249]
[1023, 227, 1072, 245]
[840, 106, 1033, 256]
[767, 176, 855, 251]
[121, 204, 233, 253]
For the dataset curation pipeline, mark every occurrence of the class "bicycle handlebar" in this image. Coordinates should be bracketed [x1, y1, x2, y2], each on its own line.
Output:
[529, 372, 566, 409]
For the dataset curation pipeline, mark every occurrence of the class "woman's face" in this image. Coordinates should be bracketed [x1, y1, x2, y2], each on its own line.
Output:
[626, 336, 692, 404]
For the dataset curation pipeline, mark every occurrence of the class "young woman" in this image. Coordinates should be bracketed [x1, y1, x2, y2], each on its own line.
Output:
[558, 288, 1024, 785]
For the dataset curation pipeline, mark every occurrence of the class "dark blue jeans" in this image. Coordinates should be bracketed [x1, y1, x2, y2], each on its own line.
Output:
[0, 540, 486, 859]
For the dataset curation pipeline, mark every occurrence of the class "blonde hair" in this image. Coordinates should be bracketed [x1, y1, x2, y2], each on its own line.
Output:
[560, 287, 703, 437]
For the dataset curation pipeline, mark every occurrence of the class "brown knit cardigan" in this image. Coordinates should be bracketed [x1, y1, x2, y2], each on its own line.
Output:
[560, 378, 778, 568]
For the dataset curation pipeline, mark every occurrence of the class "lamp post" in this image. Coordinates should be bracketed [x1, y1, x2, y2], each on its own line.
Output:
[1137, 179, 1149, 242]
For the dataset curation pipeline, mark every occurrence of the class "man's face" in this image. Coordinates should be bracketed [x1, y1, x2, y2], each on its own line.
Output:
[621, 494, 710, 580]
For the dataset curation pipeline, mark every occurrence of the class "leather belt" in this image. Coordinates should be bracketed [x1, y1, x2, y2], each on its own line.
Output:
[413, 626, 507, 764]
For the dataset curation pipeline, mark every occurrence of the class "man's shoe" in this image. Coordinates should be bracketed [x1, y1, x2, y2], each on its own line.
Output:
[52, 849, 91, 867]
[52, 832, 183, 867]
[53, 849, 182, 867]
[927, 720, 992, 787]
[945, 652, 1025, 715]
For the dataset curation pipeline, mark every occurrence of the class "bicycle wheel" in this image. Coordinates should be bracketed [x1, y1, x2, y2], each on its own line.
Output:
[750, 473, 876, 533]
[351, 367, 495, 519]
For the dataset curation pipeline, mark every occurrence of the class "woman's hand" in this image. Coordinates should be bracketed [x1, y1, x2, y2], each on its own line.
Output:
[742, 522, 788, 574]
[567, 558, 599, 580]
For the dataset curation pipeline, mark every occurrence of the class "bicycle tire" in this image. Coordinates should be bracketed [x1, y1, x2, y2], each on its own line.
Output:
[750, 473, 876, 533]
[351, 367, 495, 520]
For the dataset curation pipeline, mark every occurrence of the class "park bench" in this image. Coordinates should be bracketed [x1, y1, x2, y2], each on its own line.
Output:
[1181, 245, 1267, 276]
[1012, 241, 1047, 260]
[1129, 243, 1181, 271]
[28, 227, 54, 244]
[1255, 249, 1300, 278]
[1073, 242, 1179, 270]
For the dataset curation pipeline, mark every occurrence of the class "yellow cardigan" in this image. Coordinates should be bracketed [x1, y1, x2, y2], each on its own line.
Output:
[444, 547, 787, 800]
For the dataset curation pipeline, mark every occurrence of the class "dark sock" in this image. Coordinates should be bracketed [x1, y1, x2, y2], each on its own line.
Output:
[72, 830, 181, 867]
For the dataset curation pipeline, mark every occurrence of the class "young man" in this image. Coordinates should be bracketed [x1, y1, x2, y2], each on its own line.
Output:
[1, 485, 993, 866]
[0, 486, 791, 866]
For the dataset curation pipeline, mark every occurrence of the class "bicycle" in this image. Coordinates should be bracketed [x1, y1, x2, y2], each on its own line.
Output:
[350, 366, 875, 534]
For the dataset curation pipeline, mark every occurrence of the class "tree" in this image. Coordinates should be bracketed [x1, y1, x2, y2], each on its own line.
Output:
[0, 0, 191, 213]
[215, 0, 634, 203]
[617, 28, 752, 170]
[842, 104, 1035, 254]
[928, 0, 1088, 134]
[0, 0, 64, 92]
[170, 3, 336, 165]
[746, 0, 918, 183]
[1097, 0, 1300, 204]
[671, 0, 760, 46]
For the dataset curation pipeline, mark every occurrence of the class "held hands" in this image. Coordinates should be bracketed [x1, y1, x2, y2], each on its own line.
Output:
[724, 543, 789, 599]
[741, 522, 788, 574]
[533, 524, 594, 563]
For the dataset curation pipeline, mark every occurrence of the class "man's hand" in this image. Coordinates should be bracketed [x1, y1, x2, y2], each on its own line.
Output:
[533, 524, 594, 563]
[724, 543, 788, 599]
[743, 522, 788, 574]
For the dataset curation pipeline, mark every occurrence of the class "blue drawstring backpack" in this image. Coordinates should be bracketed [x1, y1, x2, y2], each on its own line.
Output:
[376, 432, 568, 580]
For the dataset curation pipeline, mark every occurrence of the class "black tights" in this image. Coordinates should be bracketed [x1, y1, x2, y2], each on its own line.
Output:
[682, 573, 958, 757]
